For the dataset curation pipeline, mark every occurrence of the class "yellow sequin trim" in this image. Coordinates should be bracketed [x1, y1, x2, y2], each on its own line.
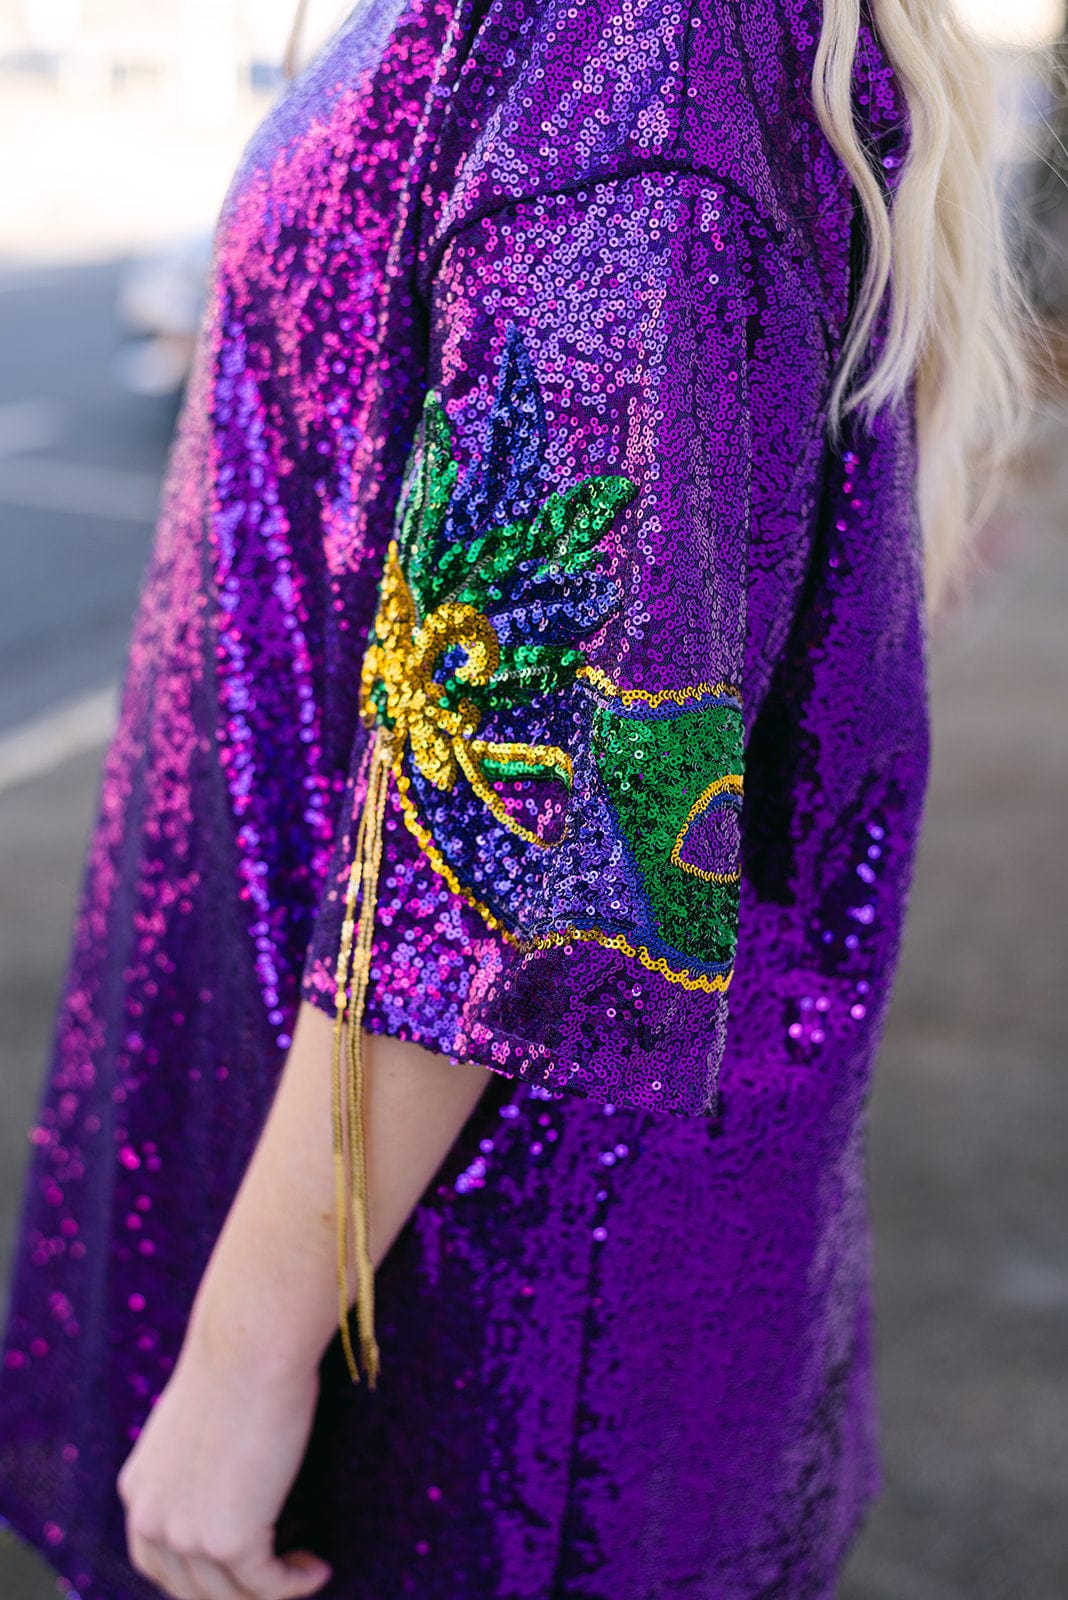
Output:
[520, 927, 735, 994]
[670, 774, 744, 884]
[578, 664, 743, 709]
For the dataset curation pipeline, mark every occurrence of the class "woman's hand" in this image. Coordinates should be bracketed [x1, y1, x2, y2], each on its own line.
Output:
[117, 1326, 331, 1600]
[113, 1004, 493, 1598]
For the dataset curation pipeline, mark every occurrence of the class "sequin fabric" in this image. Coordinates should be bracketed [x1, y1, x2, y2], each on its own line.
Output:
[0, 0, 927, 1595]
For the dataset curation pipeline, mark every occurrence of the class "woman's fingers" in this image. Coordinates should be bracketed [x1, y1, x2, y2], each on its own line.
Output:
[128, 1531, 203, 1599]
[229, 1548, 333, 1600]
[127, 1522, 258, 1600]
[185, 1551, 257, 1600]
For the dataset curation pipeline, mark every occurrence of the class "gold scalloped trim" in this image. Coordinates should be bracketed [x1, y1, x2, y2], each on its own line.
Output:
[578, 665, 743, 709]
[520, 927, 734, 993]
[671, 774, 744, 884]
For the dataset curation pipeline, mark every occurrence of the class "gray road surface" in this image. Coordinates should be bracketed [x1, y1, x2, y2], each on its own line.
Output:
[0, 259, 174, 734]
[0, 261, 1065, 1599]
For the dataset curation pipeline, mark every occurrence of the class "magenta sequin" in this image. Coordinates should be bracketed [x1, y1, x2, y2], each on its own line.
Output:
[1, 0, 927, 1595]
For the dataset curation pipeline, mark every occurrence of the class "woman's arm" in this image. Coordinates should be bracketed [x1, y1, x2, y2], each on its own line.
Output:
[191, 1002, 494, 1373]
[117, 1005, 494, 1600]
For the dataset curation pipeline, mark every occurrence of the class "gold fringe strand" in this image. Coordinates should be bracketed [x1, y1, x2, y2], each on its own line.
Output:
[330, 726, 393, 1387]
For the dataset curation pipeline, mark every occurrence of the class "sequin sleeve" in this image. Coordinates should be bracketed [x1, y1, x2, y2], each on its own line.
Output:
[302, 167, 758, 1126]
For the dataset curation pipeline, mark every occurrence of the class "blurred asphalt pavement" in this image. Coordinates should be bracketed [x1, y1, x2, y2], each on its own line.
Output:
[0, 259, 1065, 1599]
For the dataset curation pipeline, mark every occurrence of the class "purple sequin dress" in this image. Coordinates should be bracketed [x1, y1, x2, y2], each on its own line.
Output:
[0, 0, 928, 1594]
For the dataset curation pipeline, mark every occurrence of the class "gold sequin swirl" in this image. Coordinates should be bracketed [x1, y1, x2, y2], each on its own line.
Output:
[360, 540, 573, 847]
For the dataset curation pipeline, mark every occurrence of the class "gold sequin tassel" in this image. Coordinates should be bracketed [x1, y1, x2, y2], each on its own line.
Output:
[330, 726, 393, 1387]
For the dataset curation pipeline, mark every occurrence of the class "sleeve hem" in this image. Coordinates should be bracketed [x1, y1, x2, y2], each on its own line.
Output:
[300, 975, 718, 1120]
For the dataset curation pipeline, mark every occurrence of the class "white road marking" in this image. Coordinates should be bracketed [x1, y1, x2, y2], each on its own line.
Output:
[0, 457, 161, 523]
[0, 684, 119, 797]
[0, 398, 66, 460]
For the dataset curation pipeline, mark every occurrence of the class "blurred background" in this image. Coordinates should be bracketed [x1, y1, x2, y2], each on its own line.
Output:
[0, 1, 1065, 1596]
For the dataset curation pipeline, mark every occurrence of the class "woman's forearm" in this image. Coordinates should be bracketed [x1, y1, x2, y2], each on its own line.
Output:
[186, 1001, 494, 1378]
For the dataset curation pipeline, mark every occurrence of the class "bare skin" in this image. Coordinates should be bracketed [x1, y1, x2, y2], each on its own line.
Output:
[116, 1001, 494, 1600]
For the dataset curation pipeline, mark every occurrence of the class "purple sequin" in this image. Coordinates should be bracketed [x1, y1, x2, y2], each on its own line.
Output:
[0, 1, 927, 1595]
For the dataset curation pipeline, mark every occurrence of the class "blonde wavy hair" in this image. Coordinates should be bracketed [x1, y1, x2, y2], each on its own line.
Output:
[815, 0, 1043, 612]
[287, 0, 1044, 613]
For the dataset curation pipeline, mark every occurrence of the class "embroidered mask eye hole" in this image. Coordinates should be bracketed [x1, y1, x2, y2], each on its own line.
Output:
[671, 779, 743, 884]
